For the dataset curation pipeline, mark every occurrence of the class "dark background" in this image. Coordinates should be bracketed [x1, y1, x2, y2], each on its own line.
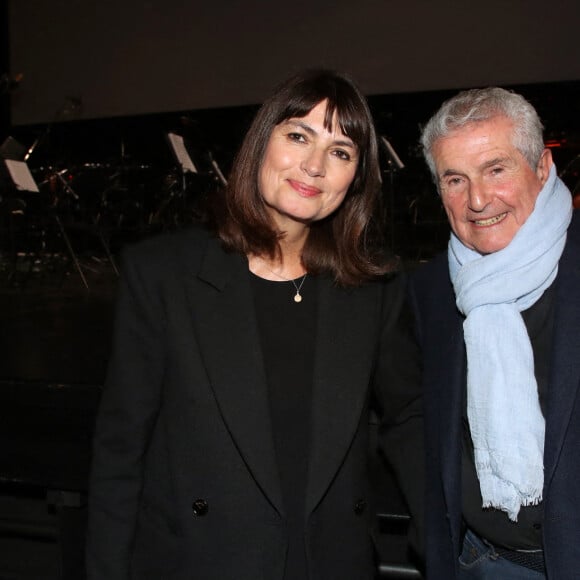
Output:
[2, 0, 580, 261]
[1, 2, 580, 578]
[6, 0, 580, 125]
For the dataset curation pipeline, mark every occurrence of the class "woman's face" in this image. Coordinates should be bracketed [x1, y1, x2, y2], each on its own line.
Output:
[258, 100, 359, 232]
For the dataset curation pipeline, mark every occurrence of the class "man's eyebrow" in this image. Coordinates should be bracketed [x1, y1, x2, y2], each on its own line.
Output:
[480, 156, 510, 169]
[438, 156, 511, 180]
[439, 168, 466, 180]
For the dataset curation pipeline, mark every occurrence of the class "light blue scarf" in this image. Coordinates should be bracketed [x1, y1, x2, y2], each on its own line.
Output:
[448, 164, 573, 521]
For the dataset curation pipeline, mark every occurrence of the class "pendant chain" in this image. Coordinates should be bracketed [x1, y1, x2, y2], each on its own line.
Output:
[261, 265, 308, 303]
[289, 273, 308, 303]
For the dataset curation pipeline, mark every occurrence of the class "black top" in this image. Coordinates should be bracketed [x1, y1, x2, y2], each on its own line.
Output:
[251, 272, 317, 580]
[462, 282, 555, 550]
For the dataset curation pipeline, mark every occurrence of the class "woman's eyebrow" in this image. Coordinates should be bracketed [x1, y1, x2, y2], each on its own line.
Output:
[284, 118, 356, 149]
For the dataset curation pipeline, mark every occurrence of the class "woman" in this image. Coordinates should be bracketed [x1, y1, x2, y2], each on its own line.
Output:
[86, 69, 422, 580]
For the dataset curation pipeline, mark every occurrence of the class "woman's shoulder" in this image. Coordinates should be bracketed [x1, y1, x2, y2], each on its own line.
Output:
[122, 225, 214, 261]
[118, 225, 223, 281]
[340, 269, 408, 312]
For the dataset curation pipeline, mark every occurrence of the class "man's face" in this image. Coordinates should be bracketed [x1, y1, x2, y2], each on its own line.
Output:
[432, 115, 552, 254]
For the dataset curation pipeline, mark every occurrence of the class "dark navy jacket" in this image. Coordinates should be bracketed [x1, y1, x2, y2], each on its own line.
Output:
[409, 212, 580, 579]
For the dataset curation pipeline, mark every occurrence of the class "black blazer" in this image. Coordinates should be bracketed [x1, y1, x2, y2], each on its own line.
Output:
[86, 227, 422, 580]
[409, 211, 580, 578]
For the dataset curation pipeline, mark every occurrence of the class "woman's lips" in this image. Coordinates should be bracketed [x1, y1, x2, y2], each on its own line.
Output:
[288, 179, 321, 197]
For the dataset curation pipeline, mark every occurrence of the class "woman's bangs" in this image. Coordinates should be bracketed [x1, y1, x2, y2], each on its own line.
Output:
[274, 90, 368, 152]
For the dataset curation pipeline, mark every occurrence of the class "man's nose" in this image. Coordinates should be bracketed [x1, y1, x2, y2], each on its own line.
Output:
[467, 180, 491, 211]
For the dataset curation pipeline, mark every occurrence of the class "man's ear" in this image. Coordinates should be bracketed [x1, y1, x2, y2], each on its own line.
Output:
[536, 148, 553, 185]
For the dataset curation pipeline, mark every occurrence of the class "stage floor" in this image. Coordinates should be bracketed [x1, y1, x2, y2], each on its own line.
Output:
[0, 255, 118, 579]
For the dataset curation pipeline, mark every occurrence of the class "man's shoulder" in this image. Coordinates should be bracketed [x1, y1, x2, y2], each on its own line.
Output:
[409, 252, 449, 287]
[568, 209, 580, 241]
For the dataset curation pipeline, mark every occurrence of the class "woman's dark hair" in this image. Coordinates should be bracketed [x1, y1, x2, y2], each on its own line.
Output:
[208, 69, 395, 286]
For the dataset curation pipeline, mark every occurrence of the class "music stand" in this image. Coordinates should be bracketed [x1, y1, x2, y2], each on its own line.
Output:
[380, 136, 405, 250]
[154, 131, 227, 230]
[1, 137, 37, 192]
[380, 136, 405, 171]
[167, 131, 228, 186]
[0, 140, 89, 289]
[1, 136, 27, 161]
[3, 159, 40, 193]
[167, 132, 197, 174]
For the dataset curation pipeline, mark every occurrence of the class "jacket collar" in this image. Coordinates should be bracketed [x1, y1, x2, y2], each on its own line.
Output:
[186, 236, 374, 517]
[544, 216, 580, 486]
[305, 279, 376, 515]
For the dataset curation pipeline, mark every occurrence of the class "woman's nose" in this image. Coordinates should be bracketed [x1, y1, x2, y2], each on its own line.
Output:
[301, 148, 326, 177]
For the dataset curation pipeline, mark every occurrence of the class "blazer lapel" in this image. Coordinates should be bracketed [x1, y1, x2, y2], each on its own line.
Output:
[430, 296, 465, 519]
[305, 279, 376, 515]
[416, 262, 465, 523]
[184, 238, 284, 515]
[544, 230, 580, 487]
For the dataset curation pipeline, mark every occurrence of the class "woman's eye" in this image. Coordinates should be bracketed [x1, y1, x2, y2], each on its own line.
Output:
[333, 149, 351, 161]
[287, 132, 306, 143]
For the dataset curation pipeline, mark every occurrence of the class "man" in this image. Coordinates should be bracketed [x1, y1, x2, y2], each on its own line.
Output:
[410, 87, 579, 578]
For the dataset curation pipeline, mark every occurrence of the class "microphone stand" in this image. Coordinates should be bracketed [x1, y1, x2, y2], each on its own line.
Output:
[380, 136, 405, 252]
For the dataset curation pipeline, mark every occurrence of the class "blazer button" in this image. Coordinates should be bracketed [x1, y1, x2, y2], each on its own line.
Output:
[192, 499, 209, 516]
[354, 499, 367, 516]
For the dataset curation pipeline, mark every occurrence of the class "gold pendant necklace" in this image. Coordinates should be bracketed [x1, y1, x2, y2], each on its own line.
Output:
[260, 263, 308, 303]
[290, 274, 307, 303]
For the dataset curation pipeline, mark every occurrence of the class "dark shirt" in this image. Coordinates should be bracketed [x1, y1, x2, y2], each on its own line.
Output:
[462, 282, 555, 550]
[251, 272, 317, 580]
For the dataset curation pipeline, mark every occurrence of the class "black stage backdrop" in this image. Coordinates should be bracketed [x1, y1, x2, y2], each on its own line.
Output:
[7, 0, 580, 126]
